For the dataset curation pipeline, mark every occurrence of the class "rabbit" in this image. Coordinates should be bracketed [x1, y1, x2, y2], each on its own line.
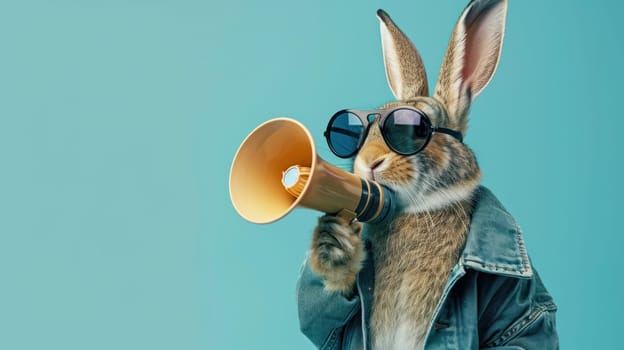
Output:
[308, 0, 508, 349]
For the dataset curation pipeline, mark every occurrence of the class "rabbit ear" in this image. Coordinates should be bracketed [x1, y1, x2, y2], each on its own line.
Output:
[434, 0, 508, 133]
[377, 9, 429, 100]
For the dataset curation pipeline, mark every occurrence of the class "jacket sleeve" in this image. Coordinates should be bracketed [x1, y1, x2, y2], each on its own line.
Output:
[296, 255, 361, 350]
[478, 270, 559, 350]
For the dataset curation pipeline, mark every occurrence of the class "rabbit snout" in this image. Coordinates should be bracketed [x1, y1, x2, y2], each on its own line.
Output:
[353, 134, 393, 180]
[355, 156, 389, 182]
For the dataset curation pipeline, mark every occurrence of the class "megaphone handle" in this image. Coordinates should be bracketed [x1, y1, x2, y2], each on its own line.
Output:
[336, 208, 358, 222]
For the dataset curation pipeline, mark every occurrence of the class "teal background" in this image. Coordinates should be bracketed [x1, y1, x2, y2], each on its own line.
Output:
[0, 0, 621, 349]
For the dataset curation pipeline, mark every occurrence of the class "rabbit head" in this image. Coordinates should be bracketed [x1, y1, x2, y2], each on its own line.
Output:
[353, 0, 508, 214]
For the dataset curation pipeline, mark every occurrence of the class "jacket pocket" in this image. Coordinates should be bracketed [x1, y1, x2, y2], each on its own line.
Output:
[485, 301, 557, 347]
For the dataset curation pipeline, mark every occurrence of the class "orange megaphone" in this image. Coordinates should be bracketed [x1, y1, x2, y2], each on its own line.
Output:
[229, 118, 395, 224]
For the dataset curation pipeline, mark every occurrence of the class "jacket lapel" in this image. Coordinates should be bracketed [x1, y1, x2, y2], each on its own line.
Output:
[460, 186, 533, 278]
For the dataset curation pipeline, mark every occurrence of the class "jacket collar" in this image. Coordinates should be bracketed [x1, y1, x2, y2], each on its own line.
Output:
[459, 186, 533, 278]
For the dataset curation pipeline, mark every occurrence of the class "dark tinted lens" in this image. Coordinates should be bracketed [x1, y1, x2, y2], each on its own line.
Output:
[383, 109, 431, 154]
[327, 112, 364, 157]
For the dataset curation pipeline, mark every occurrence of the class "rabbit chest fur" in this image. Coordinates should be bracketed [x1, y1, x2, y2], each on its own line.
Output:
[366, 200, 473, 349]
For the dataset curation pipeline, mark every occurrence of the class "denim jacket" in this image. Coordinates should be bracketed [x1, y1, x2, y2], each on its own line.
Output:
[296, 186, 558, 349]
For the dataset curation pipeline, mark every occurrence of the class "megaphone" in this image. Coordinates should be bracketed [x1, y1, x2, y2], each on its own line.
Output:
[229, 118, 395, 224]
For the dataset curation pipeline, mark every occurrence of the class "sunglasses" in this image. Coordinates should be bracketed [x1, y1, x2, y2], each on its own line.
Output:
[324, 107, 463, 158]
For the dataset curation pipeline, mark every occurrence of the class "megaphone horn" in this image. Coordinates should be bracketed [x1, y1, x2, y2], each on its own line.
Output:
[229, 118, 396, 224]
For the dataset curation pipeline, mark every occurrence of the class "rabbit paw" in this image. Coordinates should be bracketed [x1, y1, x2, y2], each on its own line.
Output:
[309, 215, 364, 294]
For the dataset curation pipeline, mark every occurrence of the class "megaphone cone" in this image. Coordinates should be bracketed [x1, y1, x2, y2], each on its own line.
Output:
[229, 118, 395, 224]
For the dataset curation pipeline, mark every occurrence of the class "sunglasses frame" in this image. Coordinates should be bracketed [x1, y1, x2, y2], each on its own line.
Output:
[324, 106, 463, 158]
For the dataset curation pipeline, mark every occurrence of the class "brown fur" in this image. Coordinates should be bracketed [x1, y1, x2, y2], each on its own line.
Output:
[308, 1, 507, 348]
[367, 200, 474, 344]
[355, 98, 481, 347]
[309, 215, 364, 294]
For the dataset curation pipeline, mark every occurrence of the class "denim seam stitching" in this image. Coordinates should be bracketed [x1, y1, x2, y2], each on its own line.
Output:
[513, 223, 532, 275]
[462, 219, 533, 278]
[487, 301, 558, 347]
[462, 257, 524, 273]
[319, 299, 360, 350]
[320, 330, 338, 350]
